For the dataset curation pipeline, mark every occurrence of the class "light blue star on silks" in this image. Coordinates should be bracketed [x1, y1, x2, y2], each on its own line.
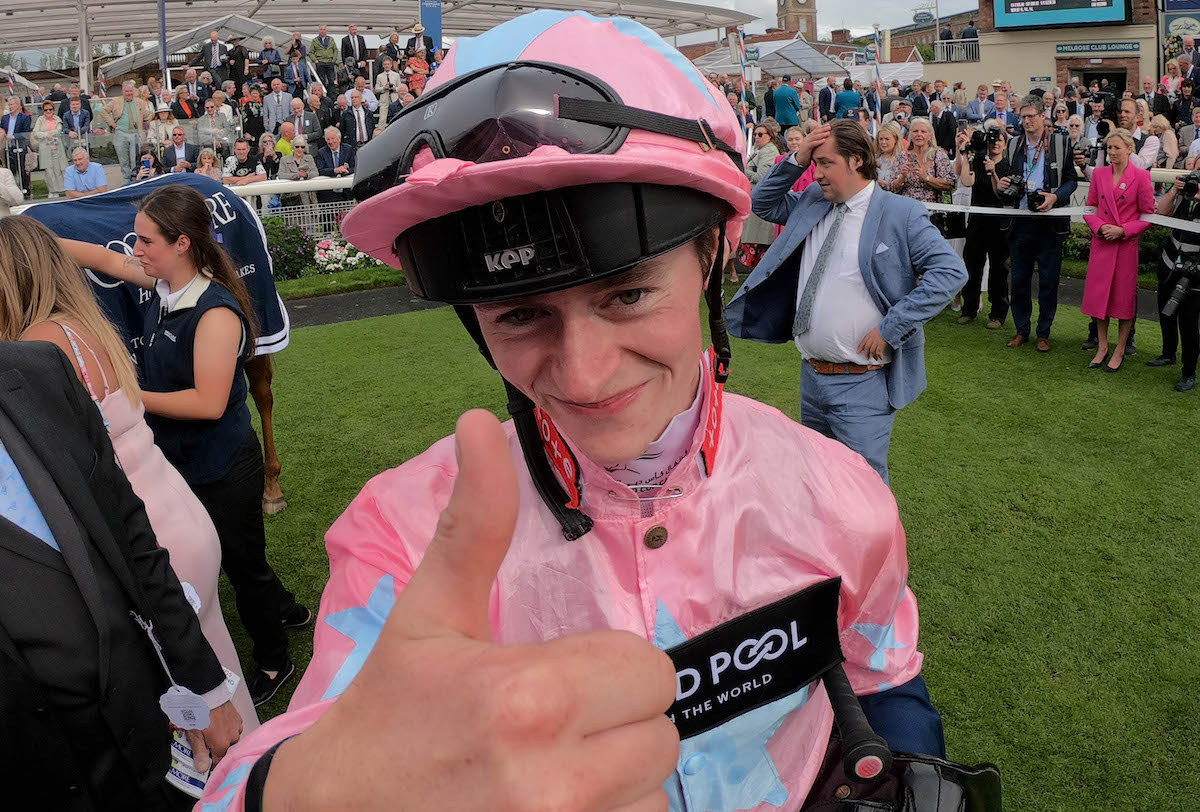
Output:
[655, 601, 810, 812]
[199, 763, 252, 811]
[321, 574, 397, 701]
[851, 583, 909, 672]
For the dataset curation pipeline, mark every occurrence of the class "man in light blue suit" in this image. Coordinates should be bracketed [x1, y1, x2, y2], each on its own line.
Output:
[726, 121, 967, 484]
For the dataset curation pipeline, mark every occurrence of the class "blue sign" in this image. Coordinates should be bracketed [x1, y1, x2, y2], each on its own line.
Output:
[744, 45, 760, 61]
[421, 0, 443, 52]
[1166, 0, 1200, 10]
[996, 0, 1129, 29]
[1056, 42, 1139, 54]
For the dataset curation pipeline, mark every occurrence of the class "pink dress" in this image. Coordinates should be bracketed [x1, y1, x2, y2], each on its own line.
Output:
[1082, 164, 1155, 320]
[55, 323, 259, 732]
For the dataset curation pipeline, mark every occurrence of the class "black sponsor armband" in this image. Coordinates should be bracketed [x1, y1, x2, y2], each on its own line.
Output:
[664, 578, 844, 739]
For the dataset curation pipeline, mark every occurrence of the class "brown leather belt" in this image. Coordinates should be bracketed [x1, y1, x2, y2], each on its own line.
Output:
[806, 359, 885, 375]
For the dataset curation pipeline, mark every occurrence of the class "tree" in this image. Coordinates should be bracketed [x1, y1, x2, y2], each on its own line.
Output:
[0, 49, 29, 72]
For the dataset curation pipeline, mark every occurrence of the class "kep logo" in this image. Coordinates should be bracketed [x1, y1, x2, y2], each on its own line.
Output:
[484, 245, 536, 274]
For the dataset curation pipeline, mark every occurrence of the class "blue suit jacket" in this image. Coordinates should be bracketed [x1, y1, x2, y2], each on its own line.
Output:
[1, 112, 32, 138]
[726, 158, 967, 411]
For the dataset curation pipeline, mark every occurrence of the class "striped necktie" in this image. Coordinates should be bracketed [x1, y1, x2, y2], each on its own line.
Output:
[793, 203, 848, 336]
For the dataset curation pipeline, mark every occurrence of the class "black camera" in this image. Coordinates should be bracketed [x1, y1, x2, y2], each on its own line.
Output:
[1181, 172, 1200, 201]
[1027, 189, 1046, 210]
[998, 173, 1026, 200]
[966, 129, 987, 156]
[1164, 257, 1200, 317]
[986, 128, 1002, 146]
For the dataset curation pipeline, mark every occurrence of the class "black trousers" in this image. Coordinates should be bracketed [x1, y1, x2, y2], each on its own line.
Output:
[190, 428, 295, 670]
[1157, 263, 1200, 376]
[961, 216, 1010, 320]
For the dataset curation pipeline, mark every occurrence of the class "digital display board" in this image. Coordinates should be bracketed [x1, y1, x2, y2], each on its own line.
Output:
[993, 0, 1131, 29]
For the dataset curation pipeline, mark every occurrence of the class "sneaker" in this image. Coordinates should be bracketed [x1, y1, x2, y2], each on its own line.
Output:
[985, 319, 1003, 330]
[1147, 356, 1177, 367]
[249, 659, 296, 707]
[281, 603, 313, 631]
[1125, 341, 1138, 357]
[1176, 376, 1197, 392]
[1080, 338, 1098, 351]
[956, 315, 974, 325]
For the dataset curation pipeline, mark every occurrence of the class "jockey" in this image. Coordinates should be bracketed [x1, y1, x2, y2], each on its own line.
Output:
[201, 11, 950, 811]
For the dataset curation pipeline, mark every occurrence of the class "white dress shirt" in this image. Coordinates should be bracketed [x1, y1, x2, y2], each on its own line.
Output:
[792, 181, 891, 366]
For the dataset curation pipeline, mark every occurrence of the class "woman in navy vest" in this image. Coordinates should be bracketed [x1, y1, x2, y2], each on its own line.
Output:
[63, 185, 309, 707]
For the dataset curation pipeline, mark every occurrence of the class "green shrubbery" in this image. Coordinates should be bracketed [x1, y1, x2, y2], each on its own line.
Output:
[261, 217, 317, 280]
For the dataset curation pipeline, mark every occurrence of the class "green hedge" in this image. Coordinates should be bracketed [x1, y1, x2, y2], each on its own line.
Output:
[261, 217, 317, 281]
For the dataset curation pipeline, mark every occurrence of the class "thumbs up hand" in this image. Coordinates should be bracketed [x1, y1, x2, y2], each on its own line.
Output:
[265, 410, 680, 811]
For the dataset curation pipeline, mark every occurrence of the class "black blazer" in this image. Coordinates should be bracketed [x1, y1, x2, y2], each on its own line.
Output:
[61, 106, 93, 136]
[163, 142, 200, 172]
[406, 34, 435, 55]
[341, 34, 368, 65]
[317, 141, 357, 176]
[929, 112, 957, 155]
[0, 341, 223, 808]
[191, 41, 229, 71]
[340, 107, 375, 144]
[818, 86, 835, 120]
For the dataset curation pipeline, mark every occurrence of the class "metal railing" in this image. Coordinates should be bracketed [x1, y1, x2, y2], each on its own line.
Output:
[933, 39, 980, 63]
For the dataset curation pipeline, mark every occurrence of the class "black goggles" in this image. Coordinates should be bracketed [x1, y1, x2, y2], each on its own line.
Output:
[352, 61, 743, 201]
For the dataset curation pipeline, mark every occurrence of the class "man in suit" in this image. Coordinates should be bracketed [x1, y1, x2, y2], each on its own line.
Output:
[406, 22, 435, 56]
[0, 340, 241, 810]
[929, 99, 957, 155]
[341, 90, 375, 146]
[992, 91, 1020, 135]
[163, 125, 199, 172]
[863, 80, 882, 117]
[1, 95, 33, 195]
[726, 121, 966, 483]
[192, 29, 229, 84]
[818, 76, 837, 123]
[100, 82, 150, 185]
[62, 96, 92, 152]
[316, 125, 355, 202]
[284, 51, 312, 99]
[342, 25, 368, 77]
[57, 84, 93, 120]
[966, 84, 996, 123]
[263, 77, 292, 136]
[909, 80, 930, 118]
[308, 84, 338, 131]
[287, 96, 321, 142]
[180, 68, 206, 104]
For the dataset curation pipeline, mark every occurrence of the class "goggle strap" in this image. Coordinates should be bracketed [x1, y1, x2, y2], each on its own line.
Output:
[706, 220, 731, 384]
[453, 305, 595, 541]
[557, 96, 745, 172]
[504, 379, 596, 542]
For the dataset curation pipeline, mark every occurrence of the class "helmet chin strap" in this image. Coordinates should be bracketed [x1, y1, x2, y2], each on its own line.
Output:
[450, 219, 730, 541]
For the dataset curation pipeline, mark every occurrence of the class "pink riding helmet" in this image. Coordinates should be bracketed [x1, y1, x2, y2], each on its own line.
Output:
[340, 10, 751, 268]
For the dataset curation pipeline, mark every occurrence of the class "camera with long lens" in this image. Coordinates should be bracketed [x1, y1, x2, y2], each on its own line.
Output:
[1085, 119, 1112, 163]
[1163, 257, 1200, 317]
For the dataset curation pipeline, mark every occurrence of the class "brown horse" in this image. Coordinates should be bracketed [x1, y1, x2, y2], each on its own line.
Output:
[247, 355, 286, 514]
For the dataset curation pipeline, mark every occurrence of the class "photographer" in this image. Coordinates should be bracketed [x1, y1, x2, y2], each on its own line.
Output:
[374, 55, 406, 131]
[955, 121, 1011, 327]
[1149, 174, 1200, 392]
[993, 95, 1078, 352]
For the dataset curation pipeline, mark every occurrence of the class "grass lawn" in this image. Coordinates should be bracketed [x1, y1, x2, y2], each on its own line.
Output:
[1061, 257, 1157, 291]
[234, 298, 1199, 811]
[274, 265, 405, 300]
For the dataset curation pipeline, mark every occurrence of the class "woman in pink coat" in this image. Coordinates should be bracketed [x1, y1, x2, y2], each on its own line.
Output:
[1082, 128, 1156, 372]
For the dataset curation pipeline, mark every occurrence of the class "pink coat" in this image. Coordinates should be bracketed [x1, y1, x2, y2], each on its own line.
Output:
[1082, 163, 1155, 320]
[199, 359, 923, 812]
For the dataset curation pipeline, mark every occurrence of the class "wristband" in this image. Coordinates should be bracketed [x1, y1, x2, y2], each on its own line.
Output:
[244, 736, 295, 812]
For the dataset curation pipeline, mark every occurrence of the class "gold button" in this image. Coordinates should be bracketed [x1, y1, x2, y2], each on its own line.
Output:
[644, 526, 668, 549]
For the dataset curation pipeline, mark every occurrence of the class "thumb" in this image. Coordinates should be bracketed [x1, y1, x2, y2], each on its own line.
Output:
[395, 409, 520, 642]
[185, 728, 212, 774]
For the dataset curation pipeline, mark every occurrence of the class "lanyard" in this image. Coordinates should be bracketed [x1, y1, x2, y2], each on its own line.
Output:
[1025, 131, 1048, 180]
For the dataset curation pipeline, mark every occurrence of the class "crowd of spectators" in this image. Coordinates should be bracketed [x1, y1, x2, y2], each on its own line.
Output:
[0, 23, 445, 201]
[725, 69, 1198, 391]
